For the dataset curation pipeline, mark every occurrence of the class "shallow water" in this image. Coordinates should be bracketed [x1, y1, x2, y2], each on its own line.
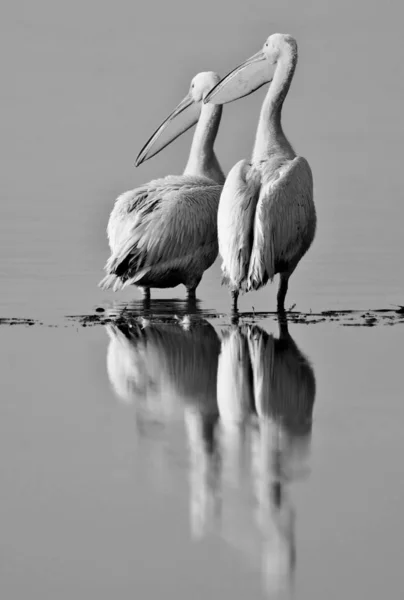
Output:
[1, 318, 403, 599]
[1, 0, 404, 598]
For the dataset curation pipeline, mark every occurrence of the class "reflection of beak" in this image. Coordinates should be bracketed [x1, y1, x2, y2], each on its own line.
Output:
[204, 50, 272, 105]
[135, 93, 200, 167]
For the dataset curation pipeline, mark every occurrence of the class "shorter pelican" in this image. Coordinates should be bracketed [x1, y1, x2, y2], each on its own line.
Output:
[100, 72, 225, 300]
[205, 34, 317, 312]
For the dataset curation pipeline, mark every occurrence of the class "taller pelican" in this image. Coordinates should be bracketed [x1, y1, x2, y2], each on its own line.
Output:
[205, 34, 317, 312]
[100, 72, 225, 300]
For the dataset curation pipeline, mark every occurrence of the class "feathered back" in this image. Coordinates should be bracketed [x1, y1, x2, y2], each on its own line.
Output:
[101, 175, 222, 291]
[247, 156, 316, 290]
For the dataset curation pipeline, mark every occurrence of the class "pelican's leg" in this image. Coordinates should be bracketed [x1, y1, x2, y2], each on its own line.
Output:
[140, 287, 151, 311]
[277, 311, 290, 339]
[140, 287, 150, 301]
[277, 271, 293, 314]
[186, 290, 198, 314]
[231, 290, 239, 311]
[184, 278, 199, 314]
[187, 287, 197, 301]
[186, 276, 201, 301]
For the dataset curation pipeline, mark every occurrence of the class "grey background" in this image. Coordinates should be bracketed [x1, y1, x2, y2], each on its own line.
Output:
[0, 0, 402, 316]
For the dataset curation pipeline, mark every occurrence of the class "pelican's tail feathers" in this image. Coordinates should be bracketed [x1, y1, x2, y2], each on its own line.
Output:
[245, 227, 274, 292]
[105, 253, 121, 274]
[221, 272, 231, 287]
[221, 266, 244, 293]
[98, 273, 126, 292]
[99, 266, 151, 292]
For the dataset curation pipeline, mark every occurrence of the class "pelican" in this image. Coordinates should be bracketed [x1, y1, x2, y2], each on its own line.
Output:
[205, 34, 317, 312]
[100, 72, 225, 300]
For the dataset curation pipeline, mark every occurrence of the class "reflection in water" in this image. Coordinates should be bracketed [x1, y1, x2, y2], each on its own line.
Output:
[105, 316, 316, 597]
[106, 316, 220, 494]
[106, 316, 220, 414]
[217, 320, 315, 596]
[105, 297, 217, 321]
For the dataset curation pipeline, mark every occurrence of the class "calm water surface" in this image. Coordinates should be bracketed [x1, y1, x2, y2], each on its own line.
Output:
[1, 1, 403, 598]
[1, 319, 403, 599]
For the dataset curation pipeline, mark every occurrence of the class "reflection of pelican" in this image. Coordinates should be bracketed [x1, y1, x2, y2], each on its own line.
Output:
[100, 72, 224, 300]
[105, 314, 316, 597]
[216, 326, 254, 486]
[185, 408, 221, 539]
[217, 327, 253, 425]
[216, 317, 316, 597]
[106, 317, 221, 531]
[249, 319, 315, 595]
[106, 317, 220, 414]
[248, 319, 316, 480]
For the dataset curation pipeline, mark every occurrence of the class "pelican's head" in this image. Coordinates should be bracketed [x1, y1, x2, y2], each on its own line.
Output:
[190, 71, 221, 102]
[135, 71, 220, 167]
[204, 34, 297, 105]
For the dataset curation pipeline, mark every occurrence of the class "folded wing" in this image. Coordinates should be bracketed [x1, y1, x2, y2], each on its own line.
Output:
[217, 160, 261, 290]
[247, 156, 316, 291]
[100, 175, 222, 290]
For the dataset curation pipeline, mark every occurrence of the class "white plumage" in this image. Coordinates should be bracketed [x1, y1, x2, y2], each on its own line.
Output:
[101, 175, 221, 292]
[205, 34, 317, 311]
[218, 156, 315, 293]
[100, 72, 224, 299]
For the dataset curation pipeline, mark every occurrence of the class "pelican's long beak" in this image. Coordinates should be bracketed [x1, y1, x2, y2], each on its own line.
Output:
[204, 50, 272, 105]
[135, 93, 200, 167]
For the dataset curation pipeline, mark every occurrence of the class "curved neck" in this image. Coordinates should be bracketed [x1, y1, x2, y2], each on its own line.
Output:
[252, 47, 297, 164]
[184, 103, 225, 184]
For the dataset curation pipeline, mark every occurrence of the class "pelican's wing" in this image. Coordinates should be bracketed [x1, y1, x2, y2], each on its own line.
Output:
[101, 175, 222, 289]
[247, 156, 316, 290]
[217, 160, 261, 289]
